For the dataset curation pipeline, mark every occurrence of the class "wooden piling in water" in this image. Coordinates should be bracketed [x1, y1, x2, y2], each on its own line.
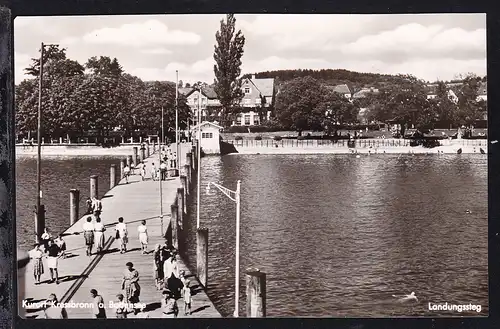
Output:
[90, 175, 98, 199]
[110, 164, 116, 189]
[197, 227, 209, 288]
[246, 269, 266, 317]
[70, 189, 79, 225]
[180, 174, 188, 200]
[133, 147, 138, 167]
[171, 202, 179, 249]
[177, 187, 185, 226]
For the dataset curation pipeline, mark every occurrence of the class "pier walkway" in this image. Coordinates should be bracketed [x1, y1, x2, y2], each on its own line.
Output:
[23, 143, 221, 318]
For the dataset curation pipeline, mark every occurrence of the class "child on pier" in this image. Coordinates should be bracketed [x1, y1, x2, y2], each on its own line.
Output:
[54, 235, 66, 259]
[123, 165, 131, 183]
[150, 162, 157, 181]
[115, 217, 128, 253]
[137, 220, 148, 254]
[82, 217, 95, 256]
[182, 280, 192, 316]
[115, 293, 127, 318]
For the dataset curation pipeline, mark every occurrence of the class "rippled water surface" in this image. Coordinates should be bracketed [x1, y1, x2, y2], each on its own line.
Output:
[17, 153, 488, 317]
[182, 154, 488, 317]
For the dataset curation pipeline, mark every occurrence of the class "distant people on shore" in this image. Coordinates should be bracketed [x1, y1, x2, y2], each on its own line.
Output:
[29, 243, 44, 284]
[83, 216, 95, 256]
[122, 262, 141, 314]
[45, 239, 60, 284]
[94, 217, 106, 254]
[115, 217, 128, 253]
[91, 289, 106, 318]
[137, 220, 148, 254]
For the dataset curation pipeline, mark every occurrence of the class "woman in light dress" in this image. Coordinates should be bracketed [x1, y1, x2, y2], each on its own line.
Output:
[121, 262, 141, 314]
[94, 216, 106, 254]
[29, 243, 44, 284]
[150, 163, 157, 181]
[137, 220, 148, 254]
[115, 217, 128, 253]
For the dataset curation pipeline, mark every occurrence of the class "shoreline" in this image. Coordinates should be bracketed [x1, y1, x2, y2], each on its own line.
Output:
[230, 145, 488, 155]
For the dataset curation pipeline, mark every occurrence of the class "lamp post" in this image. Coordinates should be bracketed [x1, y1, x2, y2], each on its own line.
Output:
[196, 86, 202, 229]
[206, 180, 241, 317]
[159, 123, 163, 236]
[35, 42, 57, 243]
[175, 70, 179, 173]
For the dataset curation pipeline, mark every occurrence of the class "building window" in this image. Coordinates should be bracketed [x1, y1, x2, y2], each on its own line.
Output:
[193, 97, 198, 104]
[244, 115, 251, 125]
[244, 87, 250, 94]
[244, 98, 251, 105]
[236, 116, 242, 125]
[201, 132, 213, 139]
[253, 115, 260, 125]
[255, 98, 261, 104]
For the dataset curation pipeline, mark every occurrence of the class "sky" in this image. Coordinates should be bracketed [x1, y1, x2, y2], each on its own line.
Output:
[14, 14, 486, 85]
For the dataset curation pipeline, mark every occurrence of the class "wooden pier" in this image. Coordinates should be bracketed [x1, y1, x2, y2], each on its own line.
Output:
[22, 143, 221, 318]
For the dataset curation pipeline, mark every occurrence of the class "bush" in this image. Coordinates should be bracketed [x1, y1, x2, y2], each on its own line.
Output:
[235, 136, 243, 140]
[273, 136, 282, 141]
[255, 136, 262, 140]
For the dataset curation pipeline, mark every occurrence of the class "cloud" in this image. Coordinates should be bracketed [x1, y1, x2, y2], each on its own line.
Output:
[140, 48, 173, 55]
[239, 14, 374, 51]
[58, 36, 80, 46]
[341, 23, 486, 60]
[82, 20, 201, 47]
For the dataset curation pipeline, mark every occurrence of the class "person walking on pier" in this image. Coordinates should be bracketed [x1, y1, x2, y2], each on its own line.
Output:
[160, 161, 167, 180]
[122, 262, 141, 314]
[153, 244, 164, 290]
[139, 161, 146, 181]
[151, 162, 157, 181]
[182, 280, 192, 316]
[85, 197, 93, 215]
[41, 228, 51, 251]
[43, 294, 68, 319]
[115, 217, 128, 253]
[54, 235, 67, 259]
[83, 216, 95, 256]
[92, 197, 103, 217]
[115, 293, 127, 318]
[161, 290, 178, 318]
[137, 220, 149, 254]
[123, 164, 131, 183]
[94, 217, 106, 254]
[90, 289, 107, 319]
[45, 240, 60, 284]
[29, 243, 44, 284]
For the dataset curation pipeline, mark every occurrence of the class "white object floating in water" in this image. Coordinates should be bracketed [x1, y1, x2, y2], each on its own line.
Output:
[491, 140, 498, 144]
[394, 292, 418, 302]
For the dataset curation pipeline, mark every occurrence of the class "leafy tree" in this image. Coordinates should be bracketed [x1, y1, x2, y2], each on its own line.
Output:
[322, 92, 359, 133]
[178, 80, 183, 88]
[455, 73, 483, 129]
[85, 56, 123, 76]
[185, 82, 191, 88]
[25, 45, 69, 77]
[213, 14, 245, 127]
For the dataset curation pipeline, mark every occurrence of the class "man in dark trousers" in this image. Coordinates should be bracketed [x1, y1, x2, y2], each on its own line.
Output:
[91, 289, 106, 318]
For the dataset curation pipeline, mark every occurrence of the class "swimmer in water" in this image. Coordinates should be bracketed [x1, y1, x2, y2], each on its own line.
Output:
[392, 292, 418, 303]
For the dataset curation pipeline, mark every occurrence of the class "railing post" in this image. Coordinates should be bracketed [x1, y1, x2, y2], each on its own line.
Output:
[246, 268, 266, 317]
[196, 227, 209, 288]
[177, 187, 185, 227]
[69, 189, 79, 226]
[133, 147, 138, 167]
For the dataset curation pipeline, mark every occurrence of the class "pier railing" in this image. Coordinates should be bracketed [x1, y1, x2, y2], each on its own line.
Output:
[224, 138, 488, 148]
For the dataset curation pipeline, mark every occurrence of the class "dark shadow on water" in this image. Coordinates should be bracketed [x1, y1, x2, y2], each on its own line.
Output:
[191, 305, 210, 314]
[143, 302, 161, 312]
[101, 195, 113, 199]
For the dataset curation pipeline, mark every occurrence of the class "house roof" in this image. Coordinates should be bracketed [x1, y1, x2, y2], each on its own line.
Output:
[352, 87, 379, 98]
[182, 86, 218, 99]
[190, 121, 223, 131]
[332, 84, 351, 94]
[244, 77, 274, 97]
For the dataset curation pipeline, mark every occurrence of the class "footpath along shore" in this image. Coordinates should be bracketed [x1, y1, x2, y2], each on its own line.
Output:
[22, 142, 221, 318]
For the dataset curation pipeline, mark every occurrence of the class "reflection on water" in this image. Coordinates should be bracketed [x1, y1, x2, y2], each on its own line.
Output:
[183, 154, 487, 317]
[16, 156, 122, 251]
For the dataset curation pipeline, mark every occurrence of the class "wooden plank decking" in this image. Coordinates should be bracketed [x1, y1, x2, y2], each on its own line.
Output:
[22, 143, 221, 318]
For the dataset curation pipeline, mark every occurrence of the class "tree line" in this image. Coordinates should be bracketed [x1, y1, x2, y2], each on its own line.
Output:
[269, 73, 486, 136]
[16, 45, 191, 142]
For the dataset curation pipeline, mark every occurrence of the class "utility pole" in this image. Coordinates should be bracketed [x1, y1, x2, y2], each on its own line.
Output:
[196, 86, 201, 229]
[35, 42, 45, 243]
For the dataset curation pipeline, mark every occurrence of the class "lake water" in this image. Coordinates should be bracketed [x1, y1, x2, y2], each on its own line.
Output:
[16, 153, 488, 317]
